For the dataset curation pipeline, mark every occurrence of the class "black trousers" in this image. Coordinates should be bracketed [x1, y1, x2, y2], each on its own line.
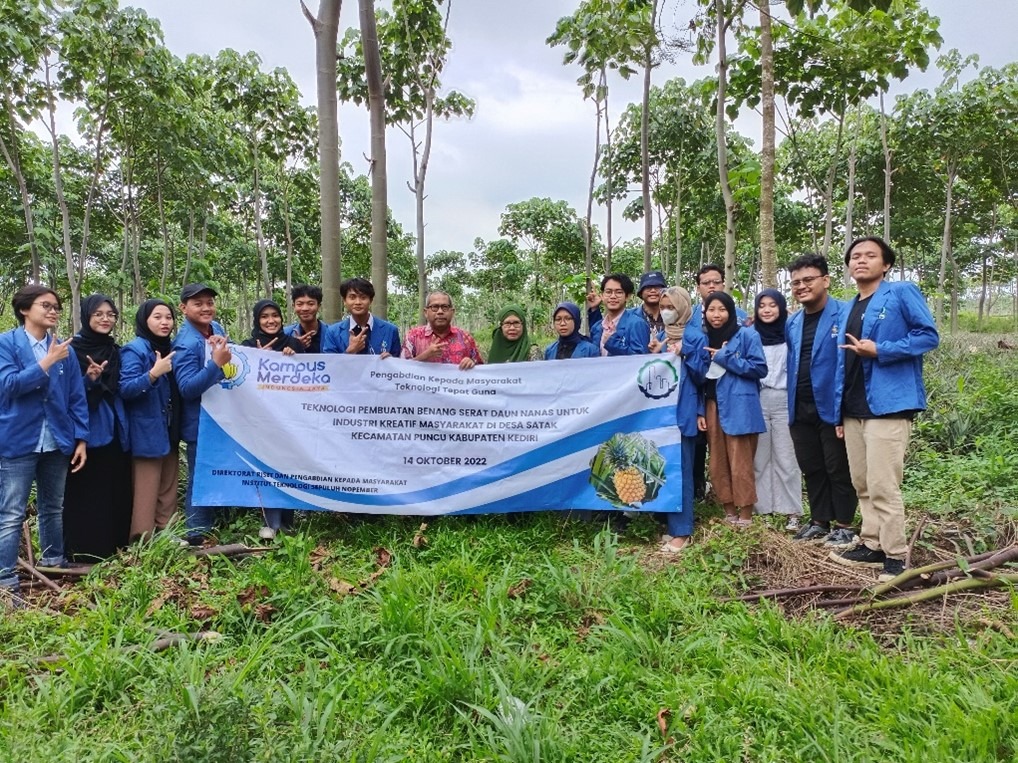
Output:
[789, 414, 857, 526]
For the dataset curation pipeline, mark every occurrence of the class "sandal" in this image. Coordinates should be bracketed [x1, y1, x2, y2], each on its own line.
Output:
[660, 537, 691, 554]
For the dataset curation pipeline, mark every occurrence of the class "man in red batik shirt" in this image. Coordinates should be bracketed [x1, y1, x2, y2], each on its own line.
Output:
[401, 291, 483, 370]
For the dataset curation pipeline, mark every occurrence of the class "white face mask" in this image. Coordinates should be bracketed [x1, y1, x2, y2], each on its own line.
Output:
[660, 308, 679, 325]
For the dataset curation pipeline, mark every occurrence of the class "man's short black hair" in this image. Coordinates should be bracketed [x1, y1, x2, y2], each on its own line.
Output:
[600, 273, 635, 296]
[12, 284, 59, 326]
[787, 253, 829, 276]
[845, 236, 896, 268]
[340, 277, 375, 300]
[696, 263, 724, 283]
[291, 284, 323, 303]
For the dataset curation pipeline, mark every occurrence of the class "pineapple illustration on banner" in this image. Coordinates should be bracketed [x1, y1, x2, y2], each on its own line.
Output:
[588, 433, 667, 507]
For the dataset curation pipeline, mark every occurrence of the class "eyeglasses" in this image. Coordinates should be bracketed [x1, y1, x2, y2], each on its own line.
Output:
[427, 304, 453, 312]
[33, 302, 62, 313]
[501, 320, 523, 328]
[698, 279, 724, 287]
[790, 275, 824, 288]
[91, 311, 118, 321]
[602, 289, 626, 296]
[553, 316, 574, 323]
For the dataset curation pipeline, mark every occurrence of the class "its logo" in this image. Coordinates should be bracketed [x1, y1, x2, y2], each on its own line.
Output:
[219, 347, 250, 389]
[637, 358, 678, 400]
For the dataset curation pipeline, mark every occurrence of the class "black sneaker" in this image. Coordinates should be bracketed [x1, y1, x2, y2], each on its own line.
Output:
[831, 545, 886, 567]
[793, 522, 830, 542]
[877, 558, 906, 583]
[823, 527, 859, 549]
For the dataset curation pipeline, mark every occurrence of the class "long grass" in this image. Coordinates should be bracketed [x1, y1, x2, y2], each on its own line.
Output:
[2, 512, 1016, 762]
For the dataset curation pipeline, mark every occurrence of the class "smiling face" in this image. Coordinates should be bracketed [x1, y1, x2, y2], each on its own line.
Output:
[147, 305, 175, 338]
[425, 295, 454, 332]
[756, 296, 780, 324]
[602, 279, 628, 313]
[343, 289, 372, 322]
[88, 301, 118, 335]
[500, 313, 524, 341]
[705, 300, 730, 329]
[258, 306, 283, 334]
[553, 309, 575, 337]
[640, 286, 661, 308]
[790, 267, 829, 312]
[180, 293, 216, 329]
[293, 296, 320, 325]
[21, 291, 61, 333]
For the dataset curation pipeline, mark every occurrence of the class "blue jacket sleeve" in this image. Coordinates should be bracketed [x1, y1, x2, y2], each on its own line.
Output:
[713, 329, 767, 380]
[875, 284, 939, 364]
[173, 340, 224, 401]
[604, 314, 650, 356]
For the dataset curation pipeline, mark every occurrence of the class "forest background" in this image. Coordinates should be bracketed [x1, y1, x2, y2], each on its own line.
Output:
[3, 0, 1018, 341]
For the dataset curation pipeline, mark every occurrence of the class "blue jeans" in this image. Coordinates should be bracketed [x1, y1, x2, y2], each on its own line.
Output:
[184, 441, 215, 538]
[0, 450, 69, 589]
[665, 437, 696, 538]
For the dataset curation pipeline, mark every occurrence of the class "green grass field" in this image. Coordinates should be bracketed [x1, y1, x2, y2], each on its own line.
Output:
[2, 510, 1016, 762]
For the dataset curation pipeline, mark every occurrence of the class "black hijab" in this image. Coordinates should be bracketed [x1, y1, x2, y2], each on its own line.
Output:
[134, 299, 175, 357]
[552, 301, 586, 359]
[753, 288, 788, 346]
[702, 291, 741, 349]
[249, 299, 297, 352]
[72, 294, 121, 411]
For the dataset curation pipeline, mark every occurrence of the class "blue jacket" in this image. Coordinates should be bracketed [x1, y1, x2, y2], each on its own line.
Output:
[321, 316, 401, 355]
[785, 297, 846, 426]
[695, 326, 767, 435]
[120, 337, 174, 458]
[654, 330, 705, 438]
[589, 309, 650, 355]
[0, 328, 89, 457]
[543, 338, 599, 360]
[80, 377, 130, 451]
[172, 319, 227, 443]
[834, 281, 939, 416]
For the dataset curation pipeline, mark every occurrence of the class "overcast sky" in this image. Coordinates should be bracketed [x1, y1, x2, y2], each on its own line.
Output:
[131, 0, 1016, 258]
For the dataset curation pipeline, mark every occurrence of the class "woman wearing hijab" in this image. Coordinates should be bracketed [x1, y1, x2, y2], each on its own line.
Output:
[63, 294, 132, 561]
[695, 291, 767, 528]
[243, 299, 304, 354]
[488, 305, 535, 363]
[751, 289, 803, 528]
[120, 299, 181, 542]
[543, 302, 598, 360]
[648, 286, 704, 552]
[242, 299, 303, 539]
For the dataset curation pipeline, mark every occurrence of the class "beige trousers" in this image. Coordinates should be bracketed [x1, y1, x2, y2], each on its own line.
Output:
[842, 417, 911, 560]
[130, 453, 179, 540]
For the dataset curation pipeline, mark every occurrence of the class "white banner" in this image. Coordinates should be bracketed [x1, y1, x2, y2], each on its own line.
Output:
[193, 348, 684, 515]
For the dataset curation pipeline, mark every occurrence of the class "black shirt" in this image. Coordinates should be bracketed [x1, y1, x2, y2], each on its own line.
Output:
[842, 296, 874, 418]
[794, 310, 821, 423]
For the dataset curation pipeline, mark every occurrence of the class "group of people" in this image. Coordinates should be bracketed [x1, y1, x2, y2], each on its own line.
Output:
[0, 234, 938, 607]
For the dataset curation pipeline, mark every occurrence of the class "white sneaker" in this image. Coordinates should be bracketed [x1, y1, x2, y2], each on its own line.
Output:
[784, 516, 801, 532]
[258, 526, 277, 541]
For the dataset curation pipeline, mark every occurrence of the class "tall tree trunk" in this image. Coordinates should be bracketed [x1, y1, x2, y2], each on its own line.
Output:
[844, 106, 861, 286]
[757, 0, 777, 288]
[715, 0, 737, 290]
[585, 83, 604, 294]
[603, 71, 613, 272]
[879, 90, 892, 243]
[359, 0, 389, 317]
[302, 0, 343, 321]
[410, 87, 436, 322]
[673, 169, 682, 284]
[978, 251, 988, 327]
[0, 99, 40, 282]
[936, 162, 956, 325]
[251, 142, 271, 295]
[157, 157, 171, 296]
[819, 112, 845, 260]
[640, 4, 657, 273]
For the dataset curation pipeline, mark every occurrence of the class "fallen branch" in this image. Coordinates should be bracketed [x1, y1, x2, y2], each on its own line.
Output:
[17, 558, 62, 594]
[33, 564, 93, 578]
[904, 515, 927, 570]
[22, 521, 34, 567]
[834, 573, 1018, 619]
[722, 584, 861, 604]
[868, 549, 1002, 597]
[36, 630, 222, 666]
[190, 543, 272, 558]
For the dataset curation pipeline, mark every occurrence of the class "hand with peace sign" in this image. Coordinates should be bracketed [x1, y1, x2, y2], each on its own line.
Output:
[85, 355, 109, 381]
[38, 336, 74, 373]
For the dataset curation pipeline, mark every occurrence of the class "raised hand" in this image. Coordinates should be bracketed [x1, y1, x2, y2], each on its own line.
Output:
[416, 340, 446, 362]
[295, 327, 316, 348]
[585, 290, 602, 310]
[839, 333, 877, 358]
[85, 354, 108, 381]
[256, 337, 278, 351]
[208, 335, 232, 367]
[346, 329, 368, 354]
[39, 336, 73, 372]
[151, 350, 175, 379]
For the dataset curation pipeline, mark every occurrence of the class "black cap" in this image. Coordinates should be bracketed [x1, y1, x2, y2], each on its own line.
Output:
[180, 283, 218, 301]
[637, 271, 667, 295]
